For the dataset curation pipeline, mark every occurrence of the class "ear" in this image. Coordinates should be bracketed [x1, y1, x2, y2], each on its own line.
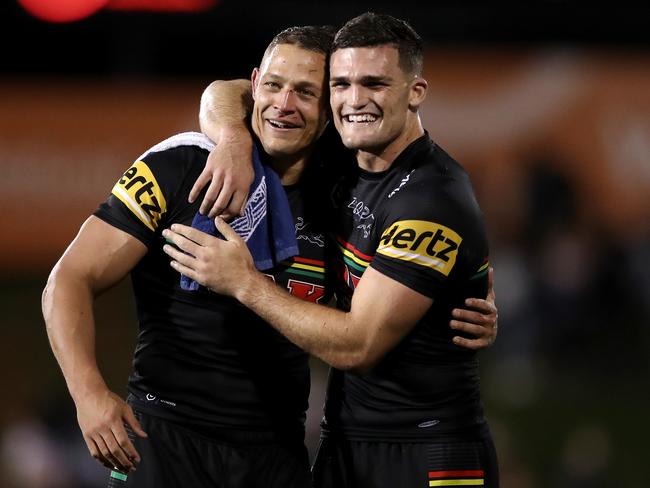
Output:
[251, 67, 260, 100]
[408, 77, 428, 111]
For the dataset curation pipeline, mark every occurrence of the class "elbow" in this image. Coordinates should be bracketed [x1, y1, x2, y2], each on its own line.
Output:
[330, 347, 379, 373]
[348, 354, 380, 374]
[41, 269, 57, 330]
[42, 264, 62, 323]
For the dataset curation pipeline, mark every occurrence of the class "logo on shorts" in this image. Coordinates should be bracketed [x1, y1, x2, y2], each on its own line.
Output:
[377, 220, 461, 276]
[418, 419, 440, 428]
[144, 392, 176, 407]
[112, 160, 166, 231]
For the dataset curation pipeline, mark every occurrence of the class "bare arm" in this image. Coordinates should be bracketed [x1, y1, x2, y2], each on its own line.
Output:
[163, 221, 435, 371]
[42, 216, 148, 472]
[191, 79, 256, 218]
[450, 267, 498, 349]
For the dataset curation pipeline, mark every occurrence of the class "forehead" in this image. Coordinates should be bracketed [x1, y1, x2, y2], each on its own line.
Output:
[330, 45, 401, 78]
[259, 44, 326, 83]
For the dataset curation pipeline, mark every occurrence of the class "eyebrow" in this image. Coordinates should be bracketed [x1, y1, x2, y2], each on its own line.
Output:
[330, 75, 390, 84]
[265, 73, 321, 92]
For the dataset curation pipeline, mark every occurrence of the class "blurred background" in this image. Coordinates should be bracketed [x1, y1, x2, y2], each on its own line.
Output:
[1, 0, 649, 486]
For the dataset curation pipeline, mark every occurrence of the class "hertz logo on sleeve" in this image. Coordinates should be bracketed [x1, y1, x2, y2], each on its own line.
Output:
[377, 220, 462, 276]
[111, 160, 167, 231]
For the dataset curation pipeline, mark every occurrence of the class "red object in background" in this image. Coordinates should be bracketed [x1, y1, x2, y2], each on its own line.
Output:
[17, 0, 218, 23]
[17, 0, 109, 23]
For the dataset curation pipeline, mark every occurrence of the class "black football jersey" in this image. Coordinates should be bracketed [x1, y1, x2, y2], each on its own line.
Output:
[325, 134, 491, 440]
[94, 132, 332, 440]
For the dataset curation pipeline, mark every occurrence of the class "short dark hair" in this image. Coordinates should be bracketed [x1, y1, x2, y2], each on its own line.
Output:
[332, 12, 423, 76]
[264, 25, 336, 60]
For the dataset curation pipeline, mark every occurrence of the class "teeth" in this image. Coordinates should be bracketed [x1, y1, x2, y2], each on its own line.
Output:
[269, 120, 295, 129]
[346, 114, 377, 123]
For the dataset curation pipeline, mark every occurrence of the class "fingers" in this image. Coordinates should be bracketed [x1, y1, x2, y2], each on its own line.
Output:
[163, 224, 208, 249]
[450, 300, 498, 350]
[208, 179, 234, 219]
[168, 256, 200, 283]
[217, 189, 249, 221]
[124, 406, 148, 439]
[111, 425, 140, 468]
[87, 431, 134, 473]
[85, 435, 114, 470]
[450, 320, 489, 339]
[214, 217, 244, 243]
[230, 191, 249, 218]
[452, 305, 495, 325]
[106, 429, 135, 471]
[452, 335, 488, 350]
[486, 267, 495, 302]
[188, 167, 215, 205]
[162, 243, 197, 274]
[201, 174, 226, 216]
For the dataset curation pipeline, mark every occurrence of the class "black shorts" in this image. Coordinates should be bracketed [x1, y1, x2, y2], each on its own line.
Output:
[106, 410, 311, 488]
[312, 433, 499, 488]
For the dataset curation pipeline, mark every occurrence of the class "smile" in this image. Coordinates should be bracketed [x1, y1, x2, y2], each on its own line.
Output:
[267, 119, 300, 129]
[344, 114, 378, 123]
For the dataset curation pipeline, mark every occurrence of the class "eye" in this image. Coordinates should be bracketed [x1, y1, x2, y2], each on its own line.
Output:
[297, 88, 316, 97]
[264, 81, 280, 90]
[330, 80, 349, 88]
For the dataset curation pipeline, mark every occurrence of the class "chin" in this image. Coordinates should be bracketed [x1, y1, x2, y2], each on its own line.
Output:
[342, 135, 373, 151]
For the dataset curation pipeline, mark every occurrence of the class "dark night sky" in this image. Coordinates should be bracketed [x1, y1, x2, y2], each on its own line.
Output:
[1, 1, 649, 78]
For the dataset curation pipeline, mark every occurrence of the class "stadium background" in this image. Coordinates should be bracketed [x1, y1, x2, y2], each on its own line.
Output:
[1, 1, 649, 486]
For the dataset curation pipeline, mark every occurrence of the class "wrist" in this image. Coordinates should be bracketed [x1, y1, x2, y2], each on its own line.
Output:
[68, 372, 108, 405]
[201, 118, 251, 146]
[218, 125, 253, 146]
[233, 267, 266, 306]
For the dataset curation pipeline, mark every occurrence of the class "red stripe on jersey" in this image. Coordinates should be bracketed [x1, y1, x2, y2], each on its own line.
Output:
[336, 236, 374, 262]
[292, 256, 325, 267]
[428, 470, 485, 478]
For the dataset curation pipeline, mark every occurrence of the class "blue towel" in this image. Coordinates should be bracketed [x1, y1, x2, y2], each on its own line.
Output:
[181, 142, 299, 291]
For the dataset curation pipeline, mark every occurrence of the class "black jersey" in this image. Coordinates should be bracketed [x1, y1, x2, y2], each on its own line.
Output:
[94, 132, 331, 442]
[324, 133, 490, 440]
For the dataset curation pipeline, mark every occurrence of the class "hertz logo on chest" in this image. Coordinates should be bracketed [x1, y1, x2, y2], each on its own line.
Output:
[377, 220, 461, 276]
[112, 160, 167, 231]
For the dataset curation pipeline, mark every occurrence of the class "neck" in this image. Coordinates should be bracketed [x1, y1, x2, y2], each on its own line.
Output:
[357, 115, 424, 172]
[272, 155, 308, 185]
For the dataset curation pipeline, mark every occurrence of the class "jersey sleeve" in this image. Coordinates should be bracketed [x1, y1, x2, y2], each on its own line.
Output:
[369, 180, 489, 300]
[93, 147, 196, 248]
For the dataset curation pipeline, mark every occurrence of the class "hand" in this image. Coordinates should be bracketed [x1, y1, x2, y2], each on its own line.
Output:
[450, 267, 498, 350]
[76, 388, 147, 473]
[188, 133, 254, 219]
[162, 219, 255, 298]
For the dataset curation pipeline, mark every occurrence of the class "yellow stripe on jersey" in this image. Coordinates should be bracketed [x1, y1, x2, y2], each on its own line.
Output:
[112, 160, 167, 231]
[290, 262, 325, 274]
[429, 479, 484, 486]
[377, 220, 462, 276]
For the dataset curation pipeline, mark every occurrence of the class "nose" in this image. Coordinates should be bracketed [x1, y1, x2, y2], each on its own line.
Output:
[277, 89, 297, 113]
[348, 85, 367, 109]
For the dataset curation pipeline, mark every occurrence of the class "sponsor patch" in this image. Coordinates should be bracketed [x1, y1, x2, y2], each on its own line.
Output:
[377, 220, 461, 276]
[111, 160, 166, 231]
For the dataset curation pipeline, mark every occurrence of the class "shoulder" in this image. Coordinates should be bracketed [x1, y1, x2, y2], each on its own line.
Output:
[137, 131, 215, 159]
[123, 131, 213, 190]
[137, 131, 213, 167]
[395, 144, 481, 219]
[379, 145, 486, 252]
